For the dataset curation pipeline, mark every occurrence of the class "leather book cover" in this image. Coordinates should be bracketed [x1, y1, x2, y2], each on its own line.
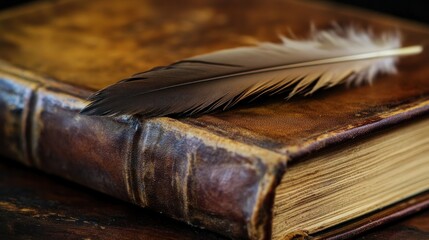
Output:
[1, 0, 429, 239]
[1, 159, 429, 240]
[2, 159, 428, 240]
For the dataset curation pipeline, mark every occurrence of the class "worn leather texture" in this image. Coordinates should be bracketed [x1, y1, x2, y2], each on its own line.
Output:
[1, 159, 428, 240]
[1, 0, 429, 239]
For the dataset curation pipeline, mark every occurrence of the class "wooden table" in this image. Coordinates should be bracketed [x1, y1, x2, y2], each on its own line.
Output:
[0, 159, 428, 240]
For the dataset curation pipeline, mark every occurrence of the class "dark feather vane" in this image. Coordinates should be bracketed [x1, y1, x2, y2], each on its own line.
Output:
[81, 27, 421, 117]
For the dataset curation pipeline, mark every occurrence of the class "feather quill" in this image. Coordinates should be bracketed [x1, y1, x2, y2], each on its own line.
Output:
[81, 27, 422, 117]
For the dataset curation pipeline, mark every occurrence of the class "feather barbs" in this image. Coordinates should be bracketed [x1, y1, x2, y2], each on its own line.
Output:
[81, 27, 422, 117]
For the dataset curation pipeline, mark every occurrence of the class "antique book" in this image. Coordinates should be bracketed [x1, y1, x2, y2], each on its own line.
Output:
[1, 0, 429, 239]
[0, 159, 223, 240]
[2, 159, 429, 240]
[1, 159, 429, 240]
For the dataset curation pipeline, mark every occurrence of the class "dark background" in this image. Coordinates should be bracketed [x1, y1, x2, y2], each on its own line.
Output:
[0, 0, 428, 24]
[332, 0, 428, 24]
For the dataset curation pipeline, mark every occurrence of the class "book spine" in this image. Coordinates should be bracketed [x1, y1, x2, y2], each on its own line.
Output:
[0, 66, 287, 240]
[0, 72, 38, 165]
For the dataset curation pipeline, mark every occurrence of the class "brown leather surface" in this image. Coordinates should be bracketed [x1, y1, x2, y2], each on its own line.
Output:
[0, 0, 428, 90]
[0, 76, 37, 164]
[1, 159, 429, 240]
[1, 0, 429, 239]
[33, 87, 135, 201]
[0, 64, 288, 239]
[2, 0, 429, 158]
[0, 159, 223, 240]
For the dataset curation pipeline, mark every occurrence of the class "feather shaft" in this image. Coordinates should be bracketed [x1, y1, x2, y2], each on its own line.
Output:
[158, 45, 422, 91]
